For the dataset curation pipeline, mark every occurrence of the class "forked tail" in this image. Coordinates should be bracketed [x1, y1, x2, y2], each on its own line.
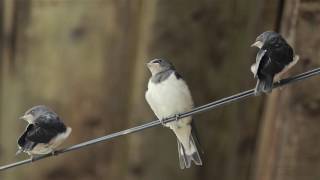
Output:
[177, 124, 203, 169]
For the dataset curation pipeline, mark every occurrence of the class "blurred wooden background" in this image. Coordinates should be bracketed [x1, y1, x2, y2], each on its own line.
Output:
[0, 0, 319, 180]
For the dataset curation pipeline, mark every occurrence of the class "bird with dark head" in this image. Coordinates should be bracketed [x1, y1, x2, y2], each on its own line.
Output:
[145, 58, 203, 169]
[17, 105, 72, 159]
[251, 31, 299, 95]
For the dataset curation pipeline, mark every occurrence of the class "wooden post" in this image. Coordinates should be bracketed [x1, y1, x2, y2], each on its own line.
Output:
[253, 0, 320, 180]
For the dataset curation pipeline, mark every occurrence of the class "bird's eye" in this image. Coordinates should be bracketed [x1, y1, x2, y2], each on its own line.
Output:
[153, 59, 162, 64]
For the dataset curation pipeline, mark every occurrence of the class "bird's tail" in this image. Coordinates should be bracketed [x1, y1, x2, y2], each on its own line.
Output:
[254, 76, 273, 95]
[177, 124, 203, 169]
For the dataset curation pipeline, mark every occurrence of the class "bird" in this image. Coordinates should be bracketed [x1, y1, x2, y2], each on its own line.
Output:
[145, 58, 202, 169]
[16, 105, 72, 160]
[251, 31, 299, 95]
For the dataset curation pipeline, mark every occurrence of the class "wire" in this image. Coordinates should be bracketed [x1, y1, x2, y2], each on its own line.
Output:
[1, 67, 320, 171]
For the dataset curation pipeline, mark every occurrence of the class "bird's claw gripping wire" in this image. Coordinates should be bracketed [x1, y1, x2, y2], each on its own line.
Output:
[51, 150, 58, 156]
[159, 113, 181, 125]
[277, 80, 284, 90]
[175, 113, 181, 121]
[30, 155, 35, 163]
[159, 118, 166, 126]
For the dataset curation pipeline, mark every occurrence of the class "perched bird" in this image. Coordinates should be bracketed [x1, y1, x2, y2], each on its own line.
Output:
[145, 58, 202, 169]
[16, 105, 72, 159]
[251, 31, 299, 95]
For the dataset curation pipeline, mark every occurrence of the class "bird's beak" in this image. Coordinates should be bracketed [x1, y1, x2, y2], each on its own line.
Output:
[16, 148, 23, 156]
[19, 115, 26, 120]
[251, 41, 263, 48]
[19, 114, 34, 123]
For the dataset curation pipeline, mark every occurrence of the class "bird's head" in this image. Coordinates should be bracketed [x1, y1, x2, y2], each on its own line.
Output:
[251, 31, 280, 48]
[146, 58, 175, 75]
[19, 105, 52, 124]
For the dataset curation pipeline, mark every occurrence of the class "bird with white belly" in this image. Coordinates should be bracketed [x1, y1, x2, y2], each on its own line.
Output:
[17, 105, 72, 160]
[145, 58, 202, 169]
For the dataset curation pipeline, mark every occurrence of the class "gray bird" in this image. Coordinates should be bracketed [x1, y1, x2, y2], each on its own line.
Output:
[16, 105, 72, 159]
[251, 31, 299, 95]
[145, 58, 202, 169]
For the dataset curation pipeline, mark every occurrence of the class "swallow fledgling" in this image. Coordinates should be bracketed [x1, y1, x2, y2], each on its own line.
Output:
[251, 31, 299, 95]
[145, 59, 202, 169]
[16, 105, 72, 159]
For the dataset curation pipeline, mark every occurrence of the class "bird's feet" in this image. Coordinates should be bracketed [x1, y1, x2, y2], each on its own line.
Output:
[277, 80, 284, 90]
[159, 118, 166, 126]
[30, 155, 35, 162]
[51, 149, 58, 156]
[159, 113, 181, 126]
[175, 113, 181, 121]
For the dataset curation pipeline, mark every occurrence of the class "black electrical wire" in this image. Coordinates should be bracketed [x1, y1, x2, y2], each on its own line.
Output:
[1, 67, 320, 172]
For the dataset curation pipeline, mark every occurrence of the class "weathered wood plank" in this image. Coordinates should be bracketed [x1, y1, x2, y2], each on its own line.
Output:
[254, 0, 320, 179]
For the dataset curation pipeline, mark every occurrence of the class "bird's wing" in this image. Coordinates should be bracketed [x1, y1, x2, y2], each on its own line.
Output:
[252, 49, 268, 78]
[26, 115, 65, 143]
[26, 126, 57, 143]
[190, 121, 203, 153]
[34, 113, 67, 132]
[17, 124, 35, 149]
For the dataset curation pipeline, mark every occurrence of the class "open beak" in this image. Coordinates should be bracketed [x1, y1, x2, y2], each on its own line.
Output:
[251, 41, 263, 48]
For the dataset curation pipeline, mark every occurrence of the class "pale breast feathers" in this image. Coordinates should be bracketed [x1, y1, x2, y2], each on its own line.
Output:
[146, 73, 194, 118]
